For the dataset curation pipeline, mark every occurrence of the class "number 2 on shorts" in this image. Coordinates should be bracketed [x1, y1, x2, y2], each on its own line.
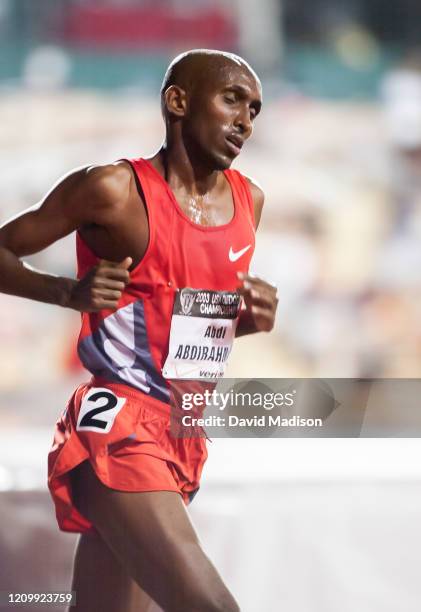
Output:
[76, 387, 126, 434]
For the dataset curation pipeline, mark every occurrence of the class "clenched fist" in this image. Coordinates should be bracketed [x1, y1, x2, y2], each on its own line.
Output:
[236, 272, 278, 336]
[67, 256, 132, 312]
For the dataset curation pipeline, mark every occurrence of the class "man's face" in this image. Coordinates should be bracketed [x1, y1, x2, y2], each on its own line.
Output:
[183, 66, 262, 170]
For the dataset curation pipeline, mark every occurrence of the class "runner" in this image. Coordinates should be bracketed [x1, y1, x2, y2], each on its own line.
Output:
[0, 50, 278, 611]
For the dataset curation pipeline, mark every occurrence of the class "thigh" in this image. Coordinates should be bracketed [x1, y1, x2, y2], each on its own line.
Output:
[70, 532, 162, 612]
[71, 460, 239, 612]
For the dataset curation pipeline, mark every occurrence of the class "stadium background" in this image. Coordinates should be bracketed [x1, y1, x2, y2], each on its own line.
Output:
[2, 1, 421, 610]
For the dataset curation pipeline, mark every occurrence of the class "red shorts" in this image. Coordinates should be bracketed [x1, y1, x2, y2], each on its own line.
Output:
[47, 378, 208, 533]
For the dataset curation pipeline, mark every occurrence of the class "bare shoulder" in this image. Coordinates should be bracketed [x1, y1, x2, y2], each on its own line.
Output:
[69, 160, 134, 225]
[244, 174, 265, 204]
[81, 161, 133, 206]
[244, 174, 265, 229]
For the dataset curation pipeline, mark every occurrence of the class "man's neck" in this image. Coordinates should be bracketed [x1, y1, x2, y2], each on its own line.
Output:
[155, 143, 221, 197]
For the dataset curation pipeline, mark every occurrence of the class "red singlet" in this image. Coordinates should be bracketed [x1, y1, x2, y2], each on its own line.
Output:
[77, 157, 256, 397]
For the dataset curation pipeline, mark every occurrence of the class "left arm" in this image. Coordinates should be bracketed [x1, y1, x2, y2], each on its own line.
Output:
[235, 177, 278, 337]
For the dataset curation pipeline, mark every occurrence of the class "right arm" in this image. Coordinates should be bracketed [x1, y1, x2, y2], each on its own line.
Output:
[0, 164, 132, 311]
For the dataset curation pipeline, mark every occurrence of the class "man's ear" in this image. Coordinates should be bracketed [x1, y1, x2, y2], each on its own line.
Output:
[164, 85, 187, 118]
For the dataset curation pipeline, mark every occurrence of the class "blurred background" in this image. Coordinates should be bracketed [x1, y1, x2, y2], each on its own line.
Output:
[2, 1, 421, 610]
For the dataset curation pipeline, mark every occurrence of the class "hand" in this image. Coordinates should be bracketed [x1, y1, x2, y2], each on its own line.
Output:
[236, 272, 278, 335]
[67, 256, 132, 312]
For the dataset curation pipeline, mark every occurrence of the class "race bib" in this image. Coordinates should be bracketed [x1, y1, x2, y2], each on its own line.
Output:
[162, 288, 241, 380]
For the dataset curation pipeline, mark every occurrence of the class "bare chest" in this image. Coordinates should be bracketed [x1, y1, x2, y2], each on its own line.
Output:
[172, 186, 234, 227]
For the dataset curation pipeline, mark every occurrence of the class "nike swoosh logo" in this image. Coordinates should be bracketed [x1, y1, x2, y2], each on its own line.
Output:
[229, 244, 251, 262]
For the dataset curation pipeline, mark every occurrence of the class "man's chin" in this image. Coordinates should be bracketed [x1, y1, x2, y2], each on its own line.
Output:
[212, 152, 234, 171]
[196, 147, 234, 171]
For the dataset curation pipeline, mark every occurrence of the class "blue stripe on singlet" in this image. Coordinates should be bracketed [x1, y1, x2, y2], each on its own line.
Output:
[78, 299, 170, 403]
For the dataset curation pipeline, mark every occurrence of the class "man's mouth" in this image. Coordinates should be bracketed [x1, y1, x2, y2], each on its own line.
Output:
[225, 135, 244, 156]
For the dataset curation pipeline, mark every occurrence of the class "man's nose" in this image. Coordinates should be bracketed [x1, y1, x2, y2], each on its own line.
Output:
[234, 107, 252, 136]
